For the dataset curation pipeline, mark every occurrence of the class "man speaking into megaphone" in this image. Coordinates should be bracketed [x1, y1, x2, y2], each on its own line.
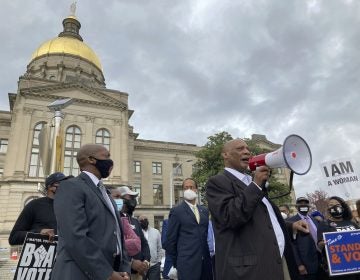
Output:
[206, 138, 309, 280]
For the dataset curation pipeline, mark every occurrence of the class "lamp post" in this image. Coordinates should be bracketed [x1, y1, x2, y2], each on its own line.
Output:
[169, 159, 193, 209]
[47, 98, 73, 174]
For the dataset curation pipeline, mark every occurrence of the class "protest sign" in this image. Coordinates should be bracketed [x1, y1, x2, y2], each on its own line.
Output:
[13, 232, 57, 280]
[320, 158, 360, 198]
[323, 229, 360, 276]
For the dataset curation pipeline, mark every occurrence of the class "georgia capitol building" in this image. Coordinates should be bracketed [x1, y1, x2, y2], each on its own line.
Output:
[0, 7, 288, 256]
[0, 7, 201, 248]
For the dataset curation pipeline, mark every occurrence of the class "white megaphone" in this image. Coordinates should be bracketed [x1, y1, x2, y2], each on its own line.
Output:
[248, 134, 312, 175]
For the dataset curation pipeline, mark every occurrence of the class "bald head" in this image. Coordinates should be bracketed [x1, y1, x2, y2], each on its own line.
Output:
[222, 139, 246, 154]
[76, 144, 107, 168]
[222, 138, 251, 172]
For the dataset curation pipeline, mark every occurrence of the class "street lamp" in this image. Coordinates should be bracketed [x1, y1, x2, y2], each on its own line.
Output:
[47, 98, 73, 174]
[169, 159, 193, 208]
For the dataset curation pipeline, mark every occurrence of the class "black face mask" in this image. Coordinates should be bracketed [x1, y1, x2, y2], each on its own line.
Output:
[124, 198, 137, 214]
[328, 205, 344, 218]
[297, 206, 309, 216]
[93, 158, 113, 178]
[140, 219, 149, 230]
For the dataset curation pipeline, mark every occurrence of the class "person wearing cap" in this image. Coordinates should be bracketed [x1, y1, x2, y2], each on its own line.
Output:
[8, 172, 69, 245]
[110, 186, 141, 258]
[117, 186, 151, 280]
[287, 197, 320, 280]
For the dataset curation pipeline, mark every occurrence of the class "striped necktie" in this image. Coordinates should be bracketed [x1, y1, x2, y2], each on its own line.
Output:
[98, 181, 122, 255]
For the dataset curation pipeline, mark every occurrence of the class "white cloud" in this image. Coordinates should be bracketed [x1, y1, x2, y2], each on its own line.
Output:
[0, 0, 359, 200]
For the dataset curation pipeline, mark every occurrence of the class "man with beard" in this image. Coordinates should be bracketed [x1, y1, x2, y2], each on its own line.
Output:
[119, 186, 151, 280]
[9, 172, 70, 245]
[164, 178, 213, 280]
[51, 144, 130, 280]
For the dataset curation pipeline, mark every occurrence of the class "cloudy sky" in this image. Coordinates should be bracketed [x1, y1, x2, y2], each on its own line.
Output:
[1, 0, 359, 198]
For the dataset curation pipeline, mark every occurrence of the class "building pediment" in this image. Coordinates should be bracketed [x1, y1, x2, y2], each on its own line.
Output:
[19, 83, 127, 111]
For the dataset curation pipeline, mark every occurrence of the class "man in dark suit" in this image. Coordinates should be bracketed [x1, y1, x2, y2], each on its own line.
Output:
[51, 144, 130, 280]
[164, 178, 213, 280]
[206, 139, 299, 280]
[287, 197, 320, 280]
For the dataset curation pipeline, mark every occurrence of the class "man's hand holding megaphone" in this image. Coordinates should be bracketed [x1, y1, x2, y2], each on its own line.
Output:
[252, 165, 271, 191]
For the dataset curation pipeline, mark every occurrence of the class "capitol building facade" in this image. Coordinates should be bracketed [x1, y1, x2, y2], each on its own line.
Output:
[0, 8, 290, 253]
[0, 11, 199, 248]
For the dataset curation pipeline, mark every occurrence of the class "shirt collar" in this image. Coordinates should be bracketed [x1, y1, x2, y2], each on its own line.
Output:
[225, 167, 250, 184]
[82, 171, 100, 186]
[184, 200, 196, 209]
[298, 212, 309, 219]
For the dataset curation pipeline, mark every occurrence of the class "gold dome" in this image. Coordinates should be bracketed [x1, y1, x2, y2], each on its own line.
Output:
[30, 36, 102, 71]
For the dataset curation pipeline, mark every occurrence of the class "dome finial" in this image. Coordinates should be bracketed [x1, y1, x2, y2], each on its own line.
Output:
[59, 2, 82, 41]
[69, 1, 77, 18]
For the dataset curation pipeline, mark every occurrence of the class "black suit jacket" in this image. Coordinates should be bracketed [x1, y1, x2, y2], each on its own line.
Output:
[287, 214, 319, 274]
[164, 201, 212, 280]
[52, 172, 130, 280]
[206, 170, 298, 280]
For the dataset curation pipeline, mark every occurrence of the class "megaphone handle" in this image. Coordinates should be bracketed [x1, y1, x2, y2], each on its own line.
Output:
[260, 181, 267, 190]
[260, 170, 272, 191]
[268, 171, 294, 200]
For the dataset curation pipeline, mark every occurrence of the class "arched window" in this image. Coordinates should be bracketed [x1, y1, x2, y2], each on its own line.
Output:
[29, 122, 46, 177]
[64, 126, 81, 176]
[95, 128, 110, 150]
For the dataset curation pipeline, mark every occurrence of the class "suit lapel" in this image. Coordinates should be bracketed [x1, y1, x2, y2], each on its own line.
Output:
[223, 170, 247, 190]
[223, 170, 266, 210]
[79, 172, 115, 215]
[198, 205, 208, 225]
[182, 201, 198, 224]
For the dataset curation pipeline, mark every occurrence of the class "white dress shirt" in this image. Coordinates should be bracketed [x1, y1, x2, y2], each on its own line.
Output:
[225, 168, 285, 257]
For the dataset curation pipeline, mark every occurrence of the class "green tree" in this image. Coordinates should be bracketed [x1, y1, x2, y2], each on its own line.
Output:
[192, 131, 233, 202]
[193, 132, 291, 205]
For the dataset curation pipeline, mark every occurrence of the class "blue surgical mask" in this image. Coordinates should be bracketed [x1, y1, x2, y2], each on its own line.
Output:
[114, 199, 123, 211]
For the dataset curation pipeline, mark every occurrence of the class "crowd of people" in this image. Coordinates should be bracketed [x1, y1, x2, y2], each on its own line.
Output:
[8, 142, 360, 280]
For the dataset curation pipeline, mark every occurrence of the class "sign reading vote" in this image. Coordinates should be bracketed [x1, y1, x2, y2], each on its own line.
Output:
[323, 230, 360, 276]
[13, 232, 57, 280]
